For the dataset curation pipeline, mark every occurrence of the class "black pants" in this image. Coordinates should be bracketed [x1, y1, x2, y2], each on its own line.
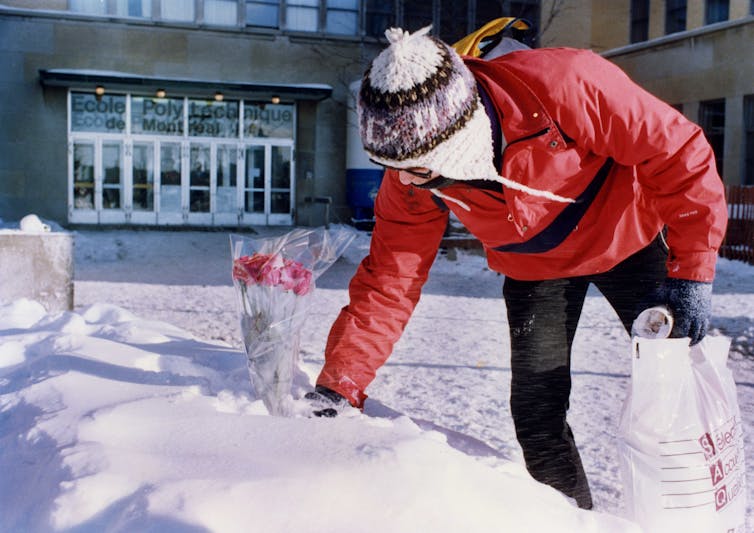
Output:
[502, 236, 668, 509]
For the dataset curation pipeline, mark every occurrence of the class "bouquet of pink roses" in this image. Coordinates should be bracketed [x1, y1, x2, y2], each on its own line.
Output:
[230, 227, 354, 415]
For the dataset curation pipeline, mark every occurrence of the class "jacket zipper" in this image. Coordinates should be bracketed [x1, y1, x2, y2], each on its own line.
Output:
[504, 127, 550, 150]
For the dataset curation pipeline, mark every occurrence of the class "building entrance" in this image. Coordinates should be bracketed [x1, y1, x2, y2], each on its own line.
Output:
[68, 91, 296, 226]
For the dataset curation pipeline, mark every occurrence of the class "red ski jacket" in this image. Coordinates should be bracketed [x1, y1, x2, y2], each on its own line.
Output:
[319, 48, 728, 407]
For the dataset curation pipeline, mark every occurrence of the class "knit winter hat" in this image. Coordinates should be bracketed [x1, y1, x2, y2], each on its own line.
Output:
[358, 26, 496, 184]
[358, 26, 573, 205]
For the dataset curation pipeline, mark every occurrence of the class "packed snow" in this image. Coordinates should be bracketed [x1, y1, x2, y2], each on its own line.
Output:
[1, 224, 753, 532]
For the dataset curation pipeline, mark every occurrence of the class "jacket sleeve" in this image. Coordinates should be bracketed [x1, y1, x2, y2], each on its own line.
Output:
[318, 170, 448, 407]
[546, 50, 727, 282]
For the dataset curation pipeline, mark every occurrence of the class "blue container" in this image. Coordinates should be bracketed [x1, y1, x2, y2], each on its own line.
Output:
[346, 168, 383, 220]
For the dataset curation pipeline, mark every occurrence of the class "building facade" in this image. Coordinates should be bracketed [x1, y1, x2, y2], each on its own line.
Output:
[0, 0, 752, 229]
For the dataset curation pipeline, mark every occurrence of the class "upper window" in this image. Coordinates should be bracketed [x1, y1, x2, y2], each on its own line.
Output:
[188, 99, 240, 138]
[326, 0, 359, 35]
[131, 96, 185, 136]
[699, 98, 726, 178]
[630, 0, 650, 43]
[71, 0, 152, 18]
[69, 0, 106, 15]
[244, 102, 295, 138]
[286, 0, 319, 32]
[204, 0, 238, 25]
[402, 1, 434, 33]
[365, 0, 394, 37]
[161, 0, 195, 22]
[246, 0, 279, 27]
[71, 92, 127, 133]
[665, 0, 687, 34]
[115, 0, 152, 17]
[438, 1, 470, 45]
[705, 0, 729, 24]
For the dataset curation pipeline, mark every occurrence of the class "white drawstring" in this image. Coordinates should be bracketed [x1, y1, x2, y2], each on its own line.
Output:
[431, 189, 471, 211]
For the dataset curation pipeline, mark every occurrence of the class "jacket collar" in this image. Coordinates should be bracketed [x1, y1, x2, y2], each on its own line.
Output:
[464, 55, 555, 143]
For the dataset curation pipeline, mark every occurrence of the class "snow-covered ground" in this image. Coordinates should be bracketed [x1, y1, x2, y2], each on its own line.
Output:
[1, 225, 753, 532]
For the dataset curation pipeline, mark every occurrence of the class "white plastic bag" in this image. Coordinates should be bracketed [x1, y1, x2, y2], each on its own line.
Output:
[618, 335, 747, 532]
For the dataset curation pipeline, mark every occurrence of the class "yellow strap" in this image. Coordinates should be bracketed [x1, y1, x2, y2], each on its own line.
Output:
[452, 17, 531, 57]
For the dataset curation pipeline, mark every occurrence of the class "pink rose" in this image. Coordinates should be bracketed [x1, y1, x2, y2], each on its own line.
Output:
[232, 253, 312, 295]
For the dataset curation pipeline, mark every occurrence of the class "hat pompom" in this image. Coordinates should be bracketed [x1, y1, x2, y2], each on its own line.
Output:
[384, 27, 408, 43]
[384, 25, 432, 44]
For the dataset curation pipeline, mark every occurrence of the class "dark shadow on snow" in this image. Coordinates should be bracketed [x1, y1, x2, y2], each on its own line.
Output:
[364, 398, 513, 462]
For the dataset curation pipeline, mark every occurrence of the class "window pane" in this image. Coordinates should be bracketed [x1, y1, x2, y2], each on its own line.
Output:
[665, 0, 687, 34]
[328, 0, 357, 8]
[270, 192, 290, 213]
[699, 99, 726, 177]
[705, 0, 729, 24]
[73, 143, 95, 210]
[160, 143, 182, 213]
[70, 0, 106, 15]
[216, 146, 238, 214]
[133, 143, 154, 211]
[162, 0, 195, 22]
[115, 0, 152, 17]
[190, 143, 211, 214]
[160, 144, 182, 185]
[475, 1, 502, 29]
[103, 143, 123, 209]
[217, 145, 237, 188]
[365, 0, 394, 37]
[630, 0, 650, 43]
[132, 96, 184, 136]
[205, 0, 237, 25]
[245, 191, 265, 212]
[244, 103, 294, 138]
[188, 99, 239, 138]
[103, 144, 121, 186]
[246, 146, 265, 189]
[190, 145, 211, 188]
[326, 10, 358, 34]
[246, 0, 278, 27]
[402, 1, 433, 33]
[190, 190, 210, 212]
[71, 92, 127, 133]
[438, 0, 469, 45]
[287, 0, 318, 31]
[271, 146, 291, 189]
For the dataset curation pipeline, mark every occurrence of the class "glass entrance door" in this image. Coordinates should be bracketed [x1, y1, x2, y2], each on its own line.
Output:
[157, 142, 184, 224]
[70, 129, 293, 226]
[130, 141, 156, 224]
[69, 138, 127, 224]
[214, 143, 240, 225]
[242, 141, 294, 225]
[188, 143, 212, 225]
[71, 141, 96, 223]
[268, 145, 293, 225]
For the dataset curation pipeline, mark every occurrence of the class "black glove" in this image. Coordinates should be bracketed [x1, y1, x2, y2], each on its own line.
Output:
[658, 278, 712, 345]
[303, 386, 349, 418]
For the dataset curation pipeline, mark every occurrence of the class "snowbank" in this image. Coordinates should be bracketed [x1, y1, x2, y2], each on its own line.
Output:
[0, 299, 639, 532]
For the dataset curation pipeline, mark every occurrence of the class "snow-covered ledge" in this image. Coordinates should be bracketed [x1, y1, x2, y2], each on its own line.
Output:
[0, 220, 73, 312]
